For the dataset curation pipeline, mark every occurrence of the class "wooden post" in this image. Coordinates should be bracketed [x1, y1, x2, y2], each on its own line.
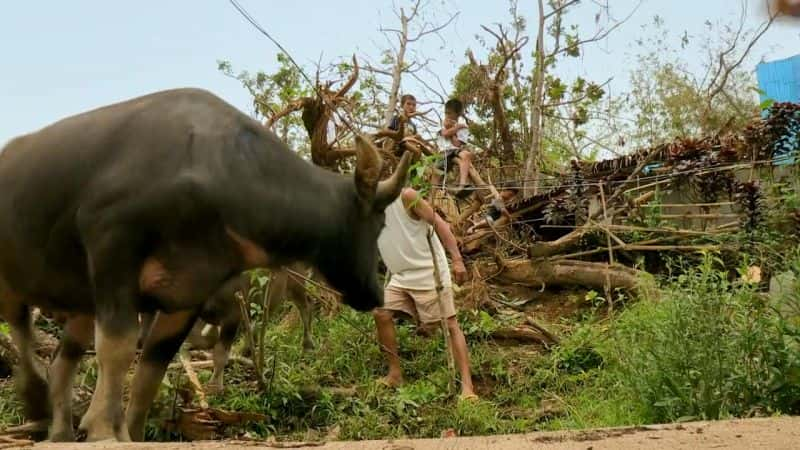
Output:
[599, 183, 614, 313]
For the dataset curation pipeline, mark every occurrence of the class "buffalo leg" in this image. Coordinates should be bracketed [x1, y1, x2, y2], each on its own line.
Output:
[0, 299, 51, 437]
[78, 229, 142, 442]
[48, 314, 93, 442]
[125, 309, 197, 442]
[207, 316, 239, 393]
[78, 318, 138, 442]
[287, 279, 315, 352]
[267, 269, 314, 351]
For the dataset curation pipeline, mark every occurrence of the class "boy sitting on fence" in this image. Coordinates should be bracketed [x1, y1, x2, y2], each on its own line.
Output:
[433, 99, 475, 199]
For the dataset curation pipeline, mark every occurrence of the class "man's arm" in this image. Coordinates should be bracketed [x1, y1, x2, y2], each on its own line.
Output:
[401, 188, 467, 283]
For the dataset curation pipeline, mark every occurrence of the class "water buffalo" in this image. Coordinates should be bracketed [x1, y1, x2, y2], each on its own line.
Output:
[0, 88, 411, 442]
[138, 262, 318, 393]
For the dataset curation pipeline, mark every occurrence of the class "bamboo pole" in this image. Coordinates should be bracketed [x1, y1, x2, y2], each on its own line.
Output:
[606, 224, 724, 236]
[549, 236, 677, 260]
[621, 244, 719, 251]
[639, 202, 735, 208]
[660, 213, 739, 219]
[622, 178, 672, 195]
[540, 224, 723, 236]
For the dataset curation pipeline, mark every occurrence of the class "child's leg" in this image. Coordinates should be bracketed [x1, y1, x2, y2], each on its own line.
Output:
[455, 149, 473, 186]
[429, 170, 443, 202]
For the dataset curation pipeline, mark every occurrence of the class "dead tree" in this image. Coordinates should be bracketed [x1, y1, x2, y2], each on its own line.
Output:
[701, 0, 779, 128]
[463, 24, 529, 164]
[363, 0, 458, 126]
[265, 56, 361, 169]
[524, 0, 641, 196]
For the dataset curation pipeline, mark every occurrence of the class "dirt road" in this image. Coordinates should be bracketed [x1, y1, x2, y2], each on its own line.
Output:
[25, 416, 800, 449]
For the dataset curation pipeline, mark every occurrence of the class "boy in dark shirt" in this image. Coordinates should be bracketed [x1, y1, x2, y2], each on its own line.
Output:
[388, 94, 419, 136]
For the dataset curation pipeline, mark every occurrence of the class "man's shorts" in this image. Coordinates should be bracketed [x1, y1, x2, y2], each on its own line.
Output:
[381, 285, 457, 325]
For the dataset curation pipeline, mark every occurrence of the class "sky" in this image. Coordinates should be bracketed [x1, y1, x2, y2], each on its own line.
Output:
[1, 0, 798, 146]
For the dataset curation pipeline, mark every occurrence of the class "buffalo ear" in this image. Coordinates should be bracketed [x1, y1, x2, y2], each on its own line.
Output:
[353, 134, 382, 205]
[374, 150, 412, 212]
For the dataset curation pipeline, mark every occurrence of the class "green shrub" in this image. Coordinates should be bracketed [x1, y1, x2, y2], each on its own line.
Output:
[597, 251, 800, 423]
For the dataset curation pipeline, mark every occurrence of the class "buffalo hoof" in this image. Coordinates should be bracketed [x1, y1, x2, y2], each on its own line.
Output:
[205, 381, 224, 395]
[84, 433, 131, 443]
[46, 429, 75, 442]
[302, 339, 315, 353]
[79, 419, 131, 443]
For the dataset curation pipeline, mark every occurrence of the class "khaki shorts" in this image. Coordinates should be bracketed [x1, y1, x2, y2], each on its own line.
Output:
[381, 285, 457, 325]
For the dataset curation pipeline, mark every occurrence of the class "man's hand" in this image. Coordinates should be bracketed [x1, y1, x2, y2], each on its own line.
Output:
[452, 259, 468, 284]
[399, 137, 425, 158]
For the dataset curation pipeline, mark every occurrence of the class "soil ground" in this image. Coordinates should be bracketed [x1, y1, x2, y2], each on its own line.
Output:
[24, 416, 800, 450]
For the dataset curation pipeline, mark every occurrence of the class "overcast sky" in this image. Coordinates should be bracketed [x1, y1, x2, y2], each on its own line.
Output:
[1, 0, 798, 145]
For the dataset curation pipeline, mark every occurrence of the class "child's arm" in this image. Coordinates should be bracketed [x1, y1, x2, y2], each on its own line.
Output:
[440, 120, 464, 138]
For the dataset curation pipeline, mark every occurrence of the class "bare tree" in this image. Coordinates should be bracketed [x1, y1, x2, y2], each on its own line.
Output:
[524, 0, 641, 197]
[462, 22, 529, 163]
[264, 56, 362, 169]
[363, 0, 458, 126]
[703, 0, 780, 115]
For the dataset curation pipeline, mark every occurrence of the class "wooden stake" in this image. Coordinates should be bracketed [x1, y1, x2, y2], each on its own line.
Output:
[599, 183, 614, 313]
[179, 348, 209, 409]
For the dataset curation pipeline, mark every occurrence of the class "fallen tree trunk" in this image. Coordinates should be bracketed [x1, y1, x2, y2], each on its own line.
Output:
[483, 258, 653, 297]
[527, 227, 594, 258]
[492, 327, 551, 346]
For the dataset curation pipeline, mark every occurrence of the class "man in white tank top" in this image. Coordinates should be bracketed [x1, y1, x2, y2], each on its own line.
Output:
[374, 187, 477, 400]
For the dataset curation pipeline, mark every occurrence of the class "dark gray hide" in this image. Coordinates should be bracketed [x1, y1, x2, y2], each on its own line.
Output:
[0, 88, 411, 442]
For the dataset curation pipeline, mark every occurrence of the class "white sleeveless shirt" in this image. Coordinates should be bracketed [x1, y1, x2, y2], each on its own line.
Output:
[377, 196, 452, 290]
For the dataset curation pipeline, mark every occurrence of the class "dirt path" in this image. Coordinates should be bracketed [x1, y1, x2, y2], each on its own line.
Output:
[25, 416, 800, 449]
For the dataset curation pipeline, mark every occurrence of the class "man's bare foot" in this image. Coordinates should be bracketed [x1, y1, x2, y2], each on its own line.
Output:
[377, 375, 404, 388]
[459, 392, 479, 402]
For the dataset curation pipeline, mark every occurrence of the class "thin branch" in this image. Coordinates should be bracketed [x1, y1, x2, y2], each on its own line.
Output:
[408, 12, 459, 42]
[265, 98, 307, 128]
[408, 70, 447, 104]
[362, 64, 394, 77]
[544, 0, 580, 20]
[332, 55, 359, 100]
[549, 1, 642, 58]
[706, 1, 777, 105]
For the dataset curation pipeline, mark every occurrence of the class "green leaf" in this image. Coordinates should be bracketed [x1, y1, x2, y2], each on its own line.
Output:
[759, 98, 774, 111]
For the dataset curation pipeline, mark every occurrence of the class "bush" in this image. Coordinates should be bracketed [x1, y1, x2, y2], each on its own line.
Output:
[596, 251, 800, 423]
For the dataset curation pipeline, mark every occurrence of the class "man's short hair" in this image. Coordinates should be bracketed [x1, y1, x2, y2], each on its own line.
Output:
[445, 98, 464, 115]
[400, 94, 417, 105]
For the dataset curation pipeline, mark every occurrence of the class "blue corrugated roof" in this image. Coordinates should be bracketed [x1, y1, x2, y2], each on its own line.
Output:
[756, 55, 800, 166]
[756, 54, 800, 104]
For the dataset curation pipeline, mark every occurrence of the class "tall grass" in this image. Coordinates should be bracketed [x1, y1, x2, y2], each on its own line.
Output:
[543, 250, 800, 427]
